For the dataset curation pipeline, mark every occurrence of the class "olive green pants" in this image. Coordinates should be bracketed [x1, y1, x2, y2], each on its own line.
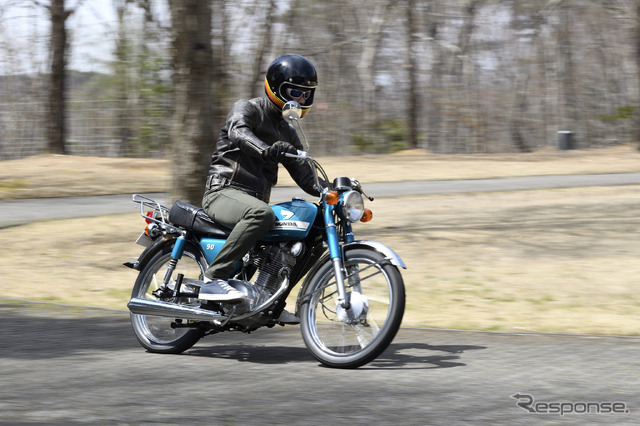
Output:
[201, 187, 275, 280]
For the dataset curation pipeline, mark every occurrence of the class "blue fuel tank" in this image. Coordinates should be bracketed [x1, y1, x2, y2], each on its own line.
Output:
[262, 199, 318, 242]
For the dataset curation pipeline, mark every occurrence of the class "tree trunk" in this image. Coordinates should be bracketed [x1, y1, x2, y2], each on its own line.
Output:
[425, 5, 443, 152]
[455, 0, 480, 152]
[115, 0, 131, 156]
[211, 0, 232, 133]
[356, 0, 392, 137]
[407, 0, 419, 149]
[557, 0, 580, 147]
[249, 0, 276, 99]
[48, 0, 70, 155]
[169, 0, 213, 205]
[636, 0, 640, 150]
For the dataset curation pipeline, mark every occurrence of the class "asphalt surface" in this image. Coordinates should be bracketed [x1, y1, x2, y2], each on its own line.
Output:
[1, 172, 639, 228]
[0, 301, 637, 425]
[2, 173, 639, 424]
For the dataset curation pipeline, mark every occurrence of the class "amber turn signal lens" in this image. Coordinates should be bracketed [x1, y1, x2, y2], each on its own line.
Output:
[325, 190, 340, 205]
[360, 208, 373, 222]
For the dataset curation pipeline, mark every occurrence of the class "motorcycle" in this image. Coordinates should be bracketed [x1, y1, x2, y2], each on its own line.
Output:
[124, 101, 406, 368]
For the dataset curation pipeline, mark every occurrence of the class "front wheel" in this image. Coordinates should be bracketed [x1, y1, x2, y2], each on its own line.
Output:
[299, 248, 405, 368]
[130, 243, 207, 354]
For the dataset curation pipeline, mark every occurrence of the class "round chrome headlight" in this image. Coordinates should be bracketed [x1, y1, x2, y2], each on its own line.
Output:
[342, 190, 365, 222]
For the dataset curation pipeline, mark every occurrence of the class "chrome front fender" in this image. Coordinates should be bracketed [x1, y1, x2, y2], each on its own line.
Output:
[295, 239, 406, 312]
[344, 240, 406, 269]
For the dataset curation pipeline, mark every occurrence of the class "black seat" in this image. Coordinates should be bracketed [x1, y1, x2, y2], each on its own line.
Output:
[168, 201, 231, 238]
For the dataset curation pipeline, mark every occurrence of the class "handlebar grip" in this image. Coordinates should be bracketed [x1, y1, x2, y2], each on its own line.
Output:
[285, 150, 308, 159]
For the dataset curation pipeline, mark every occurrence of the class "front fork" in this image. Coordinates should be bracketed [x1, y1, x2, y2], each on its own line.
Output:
[323, 202, 354, 310]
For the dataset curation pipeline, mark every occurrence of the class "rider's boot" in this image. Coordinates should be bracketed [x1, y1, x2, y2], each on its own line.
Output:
[199, 279, 246, 302]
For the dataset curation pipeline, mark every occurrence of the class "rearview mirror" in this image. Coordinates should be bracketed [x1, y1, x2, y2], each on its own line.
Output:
[282, 101, 302, 121]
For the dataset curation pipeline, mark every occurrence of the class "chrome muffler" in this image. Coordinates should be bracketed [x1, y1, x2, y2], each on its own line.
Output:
[127, 297, 227, 322]
[128, 275, 290, 323]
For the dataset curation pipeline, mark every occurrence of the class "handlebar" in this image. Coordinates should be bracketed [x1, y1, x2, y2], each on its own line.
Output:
[285, 150, 326, 194]
[284, 151, 374, 201]
[284, 150, 309, 161]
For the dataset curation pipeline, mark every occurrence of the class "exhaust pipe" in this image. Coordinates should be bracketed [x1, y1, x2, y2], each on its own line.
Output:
[127, 297, 227, 322]
[128, 275, 291, 323]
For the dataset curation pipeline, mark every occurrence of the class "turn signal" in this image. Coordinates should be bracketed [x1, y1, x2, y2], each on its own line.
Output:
[360, 208, 373, 223]
[145, 223, 159, 238]
[325, 190, 340, 205]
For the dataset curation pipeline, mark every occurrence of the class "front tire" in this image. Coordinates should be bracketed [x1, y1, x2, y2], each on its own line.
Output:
[130, 243, 207, 354]
[299, 248, 405, 368]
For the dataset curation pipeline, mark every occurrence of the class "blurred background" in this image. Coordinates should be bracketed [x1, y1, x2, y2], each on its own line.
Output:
[1, 0, 640, 161]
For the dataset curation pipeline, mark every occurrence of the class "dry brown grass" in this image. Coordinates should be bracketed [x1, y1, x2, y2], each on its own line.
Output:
[1, 146, 639, 335]
[0, 155, 168, 200]
[360, 186, 640, 335]
[1, 144, 639, 199]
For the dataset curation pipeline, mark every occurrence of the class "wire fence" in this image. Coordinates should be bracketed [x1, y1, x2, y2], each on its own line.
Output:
[0, 96, 172, 160]
[3, 0, 640, 162]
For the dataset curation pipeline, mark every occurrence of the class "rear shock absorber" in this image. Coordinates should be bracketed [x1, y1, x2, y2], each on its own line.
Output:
[162, 235, 187, 287]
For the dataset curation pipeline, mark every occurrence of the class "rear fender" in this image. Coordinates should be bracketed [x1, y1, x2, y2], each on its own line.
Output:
[123, 237, 177, 271]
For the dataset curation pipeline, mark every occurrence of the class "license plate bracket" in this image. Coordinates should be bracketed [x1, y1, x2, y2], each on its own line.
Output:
[135, 232, 154, 248]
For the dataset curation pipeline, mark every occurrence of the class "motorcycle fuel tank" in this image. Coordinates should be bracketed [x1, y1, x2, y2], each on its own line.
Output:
[263, 199, 318, 241]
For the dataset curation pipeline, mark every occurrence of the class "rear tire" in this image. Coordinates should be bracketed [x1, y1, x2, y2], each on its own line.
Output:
[130, 244, 206, 354]
[299, 248, 405, 368]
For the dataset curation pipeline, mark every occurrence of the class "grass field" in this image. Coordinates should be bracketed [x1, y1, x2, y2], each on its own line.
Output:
[1, 146, 639, 335]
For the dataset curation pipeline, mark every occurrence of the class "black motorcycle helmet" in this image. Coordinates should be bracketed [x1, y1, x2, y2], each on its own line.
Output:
[265, 54, 317, 118]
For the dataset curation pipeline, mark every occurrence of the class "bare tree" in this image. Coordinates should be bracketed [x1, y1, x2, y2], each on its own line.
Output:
[406, 0, 419, 149]
[249, 0, 277, 99]
[556, 0, 580, 146]
[168, 0, 213, 205]
[424, 3, 444, 152]
[5, 0, 640, 158]
[356, 0, 393, 127]
[45, 0, 72, 155]
[636, 0, 640, 150]
[211, 0, 233, 132]
[114, 0, 133, 156]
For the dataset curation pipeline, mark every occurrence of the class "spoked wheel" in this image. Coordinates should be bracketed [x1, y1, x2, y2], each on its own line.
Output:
[300, 248, 405, 368]
[130, 244, 206, 354]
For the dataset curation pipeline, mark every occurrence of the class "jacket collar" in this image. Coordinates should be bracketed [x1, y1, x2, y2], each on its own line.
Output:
[262, 96, 282, 123]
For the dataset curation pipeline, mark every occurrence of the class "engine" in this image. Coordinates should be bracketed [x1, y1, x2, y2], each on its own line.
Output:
[251, 244, 297, 295]
[225, 243, 300, 320]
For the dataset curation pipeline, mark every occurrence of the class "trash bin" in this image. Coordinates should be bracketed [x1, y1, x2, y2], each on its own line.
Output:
[558, 131, 574, 150]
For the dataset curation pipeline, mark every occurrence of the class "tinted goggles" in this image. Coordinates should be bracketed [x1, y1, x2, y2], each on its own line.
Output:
[285, 87, 312, 100]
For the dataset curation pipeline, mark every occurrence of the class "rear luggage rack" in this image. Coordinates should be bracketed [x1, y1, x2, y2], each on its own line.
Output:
[132, 194, 171, 226]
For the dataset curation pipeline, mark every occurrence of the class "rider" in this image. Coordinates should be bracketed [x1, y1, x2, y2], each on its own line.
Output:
[198, 54, 321, 320]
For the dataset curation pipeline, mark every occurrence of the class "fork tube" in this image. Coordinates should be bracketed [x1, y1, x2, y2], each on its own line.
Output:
[343, 222, 355, 243]
[323, 202, 350, 308]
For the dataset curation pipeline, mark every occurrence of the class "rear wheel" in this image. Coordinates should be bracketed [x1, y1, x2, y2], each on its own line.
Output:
[299, 248, 405, 368]
[130, 244, 206, 354]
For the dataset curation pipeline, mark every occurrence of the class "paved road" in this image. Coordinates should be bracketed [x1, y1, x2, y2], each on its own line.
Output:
[0, 301, 637, 425]
[1, 172, 639, 228]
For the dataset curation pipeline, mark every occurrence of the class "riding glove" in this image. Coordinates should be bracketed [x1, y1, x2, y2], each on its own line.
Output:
[263, 141, 298, 163]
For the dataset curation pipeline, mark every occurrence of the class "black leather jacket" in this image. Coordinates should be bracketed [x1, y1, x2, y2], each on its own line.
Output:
[206, 96, 320, 202]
